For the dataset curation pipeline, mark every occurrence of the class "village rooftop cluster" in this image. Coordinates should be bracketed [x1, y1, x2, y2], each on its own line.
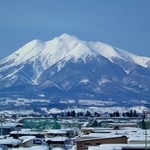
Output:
[0, 109, 150, 150]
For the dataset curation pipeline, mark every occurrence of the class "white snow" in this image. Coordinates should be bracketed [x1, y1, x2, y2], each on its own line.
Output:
[115, 48, 150, 68]
[19, 136, 36, 143]
[0, 137, 22, 146]
[48, 108, 63, 114]
[79, 79, 89, 85]
[129, 105, 149, 113]
[51, 148, 65, 150]
[44, 129, 67, 135]
[79, 99, 115, 106]
[11, 145, 49, 150]
[90, 144, 150, 150]
[89, 41, 121, 61]
[45, 136, 69, 142]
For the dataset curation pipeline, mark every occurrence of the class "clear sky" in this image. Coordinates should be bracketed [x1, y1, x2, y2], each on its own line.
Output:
[0, 0, 150, 59]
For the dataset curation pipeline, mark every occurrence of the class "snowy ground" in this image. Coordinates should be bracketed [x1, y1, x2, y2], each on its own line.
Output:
[0, 97, 149, 115]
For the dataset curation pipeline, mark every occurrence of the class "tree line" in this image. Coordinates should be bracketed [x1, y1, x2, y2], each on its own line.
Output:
[61, 109, 141, 118]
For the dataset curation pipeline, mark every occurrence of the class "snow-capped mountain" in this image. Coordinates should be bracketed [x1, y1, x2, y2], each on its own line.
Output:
[0, 33, 150, 105]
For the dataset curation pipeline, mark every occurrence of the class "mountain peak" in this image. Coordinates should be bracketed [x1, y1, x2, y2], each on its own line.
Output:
[58, 33, 79, 40]
[3, 39, 44, 64]
[52, 33, 80, 45]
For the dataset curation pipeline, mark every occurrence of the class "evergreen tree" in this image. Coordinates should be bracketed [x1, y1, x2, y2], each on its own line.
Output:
[66, 111, 71, 117]
[85, 111, 91, 117]
[71, 110, 76, 117]
[116, 111, 120, 117]
[92, 120, 98, 127]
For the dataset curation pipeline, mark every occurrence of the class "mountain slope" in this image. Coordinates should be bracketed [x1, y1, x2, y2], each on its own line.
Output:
[0, 33, 150, 105]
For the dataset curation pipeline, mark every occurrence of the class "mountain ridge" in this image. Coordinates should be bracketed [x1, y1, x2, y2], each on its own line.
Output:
[1, 33, 150, 69]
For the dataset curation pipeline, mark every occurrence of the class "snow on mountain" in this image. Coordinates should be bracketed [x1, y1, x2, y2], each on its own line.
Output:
[114, 48, 150, 68]
[1, 39, 44, 65]
[0, 34, 148, 78]
[88, 41, 150, 68]
[1, 33, 150, 70]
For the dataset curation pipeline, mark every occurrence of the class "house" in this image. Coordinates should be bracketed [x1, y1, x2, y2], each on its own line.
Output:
[88, 144, 150, 150]
[10, 129, 45, 139]
[128, 135, 150, 144]
[0, 137, 22, 148]
[108, 122, 138, 129]
[43, 129, 67, 138]
[45, 136, 70, 149]
[0, 123, 22, 135]
[43, 129, 75, 138]
[76, 135, 127, 150]
[11, 145, 49, 150]
[80, 128, 94, 135]
[19, 136, 44, 148]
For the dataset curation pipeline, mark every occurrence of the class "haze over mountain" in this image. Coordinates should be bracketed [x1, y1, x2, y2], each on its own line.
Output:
[0, 33, 150, 106]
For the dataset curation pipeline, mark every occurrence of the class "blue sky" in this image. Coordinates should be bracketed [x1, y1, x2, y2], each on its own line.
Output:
[0, 0, 150, 59]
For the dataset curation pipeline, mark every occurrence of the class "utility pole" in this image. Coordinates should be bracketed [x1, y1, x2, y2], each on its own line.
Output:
[141, 116, 148, 150]
[0, 114, 4, 136]
[145, 128, 147, 150]
[0, 114, 2, 136]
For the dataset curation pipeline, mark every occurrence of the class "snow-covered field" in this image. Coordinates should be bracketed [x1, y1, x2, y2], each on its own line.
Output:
[0, 97, 149, 115]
